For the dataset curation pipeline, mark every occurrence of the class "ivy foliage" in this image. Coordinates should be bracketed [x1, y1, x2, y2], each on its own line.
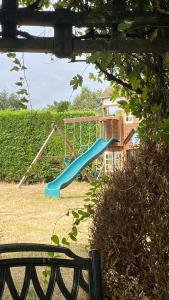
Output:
[7, 52, 30, 109]
[0, 110, 96, 183]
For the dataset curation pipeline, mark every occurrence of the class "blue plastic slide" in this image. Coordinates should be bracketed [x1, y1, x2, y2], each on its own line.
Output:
[45, 137, 117, 198]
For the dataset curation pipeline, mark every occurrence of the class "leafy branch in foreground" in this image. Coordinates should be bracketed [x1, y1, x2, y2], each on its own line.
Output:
[7, 52, 30, 109]
[50, 177, 109, 248]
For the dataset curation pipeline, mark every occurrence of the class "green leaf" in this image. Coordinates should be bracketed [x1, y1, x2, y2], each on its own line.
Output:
[21, 65, 27, 70]
[48, 252, 54, 258]
[62, 238, 70, 246]
[13, 58, 21, 66]
[70, 74, 83, 90]
[43, 270, 51, 277]
[10, 66, 20, 72]
[69, 233, 77, 241]
[89, 72, 97, 81]
[15, 82, 23, 87]
[20, 97, 29, 103]
[72, 226, 78, 237]
[7, 52, 16, 58]
[73, 219, 80, 225]
[51, 234, 60, 245]
[72, 211, 79, 218]
[84, 198, 91, 202]
[118, 20, 135, 32]
[17, 89, 29, 95]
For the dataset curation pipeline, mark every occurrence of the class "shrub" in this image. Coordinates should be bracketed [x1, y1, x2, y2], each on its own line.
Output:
[91, 143, 169, 300]
[0, 110, 95, 183]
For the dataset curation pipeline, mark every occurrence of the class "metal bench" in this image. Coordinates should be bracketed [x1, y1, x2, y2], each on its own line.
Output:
[0, 243, 103, 300]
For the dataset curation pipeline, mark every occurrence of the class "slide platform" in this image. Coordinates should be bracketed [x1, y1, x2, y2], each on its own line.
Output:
[45, 137, 117, 198]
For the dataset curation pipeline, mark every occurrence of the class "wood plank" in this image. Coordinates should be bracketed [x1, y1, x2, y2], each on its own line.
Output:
[0, 38, 169, 55]
[64, 116, 118, 123]
[18, 127, 56, 188]
[0, 9, 118, 27]
[0, 9, 168, 28]
[74, 39, 169, 53]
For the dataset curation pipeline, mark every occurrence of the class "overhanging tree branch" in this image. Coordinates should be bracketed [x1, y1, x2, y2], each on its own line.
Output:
[95, 61, 142, 94]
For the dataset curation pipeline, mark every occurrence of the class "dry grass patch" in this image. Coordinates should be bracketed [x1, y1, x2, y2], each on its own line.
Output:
[0, 181, 90, 299]
[0, 181, 90, 250]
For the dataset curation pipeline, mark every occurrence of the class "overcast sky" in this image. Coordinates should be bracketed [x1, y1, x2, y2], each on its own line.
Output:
[0, 5, 108, 109]
[0, 52, 107, 109]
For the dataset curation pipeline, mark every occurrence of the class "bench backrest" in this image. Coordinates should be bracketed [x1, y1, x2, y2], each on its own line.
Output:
[0, 243, 103, 300]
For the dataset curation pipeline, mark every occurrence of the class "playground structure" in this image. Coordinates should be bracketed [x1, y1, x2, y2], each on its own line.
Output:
[18, 89, 139, 193]
[101, 88, 140, 172]
[63, 90, 140, 174]
[45, 137, 117, 198]
[18, 120, 102, 189]
[45, 97, 139, 198]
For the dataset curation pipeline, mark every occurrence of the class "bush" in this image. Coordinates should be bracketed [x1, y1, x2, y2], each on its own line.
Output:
[0, 110, 96, 183]
[91, 143, 169, 300]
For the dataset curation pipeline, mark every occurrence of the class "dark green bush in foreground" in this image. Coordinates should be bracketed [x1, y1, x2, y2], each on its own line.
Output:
[0, 110, 95, 183]
[92, 143, 169, 300]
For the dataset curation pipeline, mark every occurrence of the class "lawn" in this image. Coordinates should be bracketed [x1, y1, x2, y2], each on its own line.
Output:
[0, 181, 91, 299]
[0, 181, 90, 248]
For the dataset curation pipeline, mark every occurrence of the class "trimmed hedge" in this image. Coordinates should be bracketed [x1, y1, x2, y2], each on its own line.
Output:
[0, 110, 96, 183]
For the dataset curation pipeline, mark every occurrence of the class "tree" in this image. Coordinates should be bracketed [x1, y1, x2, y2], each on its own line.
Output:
[0, 90, 22, 110]
[47, 100, 70, 112]
[71, 87, 102, 111]
[49, 0, 168, 143]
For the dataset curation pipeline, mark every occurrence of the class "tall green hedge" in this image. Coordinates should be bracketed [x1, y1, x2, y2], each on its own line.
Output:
[0, 110, 96, 183]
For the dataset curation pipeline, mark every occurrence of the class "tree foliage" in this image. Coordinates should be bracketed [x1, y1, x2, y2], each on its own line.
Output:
[71, 86, 102, 111]
[0, 90, 22, 110]
[18, 0, 169, 142]
[15, 1, 169, 143]
[46, 87, 102, 112]
[47, 100, 70, 112]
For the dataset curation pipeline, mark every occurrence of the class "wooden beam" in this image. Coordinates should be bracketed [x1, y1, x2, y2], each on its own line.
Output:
[18, 126, 56, 188]
[0, 9, 169, 28]
[0, 37, 169, 55]
[64, 116, 118, 124]
[74, 39, 169, 53]
[0, 9, 118, 27]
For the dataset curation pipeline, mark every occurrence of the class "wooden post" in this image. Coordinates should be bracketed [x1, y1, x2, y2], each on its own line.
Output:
[18, 124, 92, 188]
[17, 127, 56, 188]
[2, 0, 17, 38]
[54, 23, 73, 58]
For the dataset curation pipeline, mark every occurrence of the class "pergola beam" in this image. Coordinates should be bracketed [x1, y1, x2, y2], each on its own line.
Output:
[0, 1, 169, 57]
[0, 9, 169, 28]
[0, 38, 169, 54]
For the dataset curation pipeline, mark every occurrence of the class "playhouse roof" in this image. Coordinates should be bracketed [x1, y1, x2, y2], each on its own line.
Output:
[101, 86, 113, 99]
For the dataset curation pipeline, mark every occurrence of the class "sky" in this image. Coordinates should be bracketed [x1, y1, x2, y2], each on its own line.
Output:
[0, 25, 108, 109]
[0, 52, 107, 109]
[0, 0, 109, 109]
